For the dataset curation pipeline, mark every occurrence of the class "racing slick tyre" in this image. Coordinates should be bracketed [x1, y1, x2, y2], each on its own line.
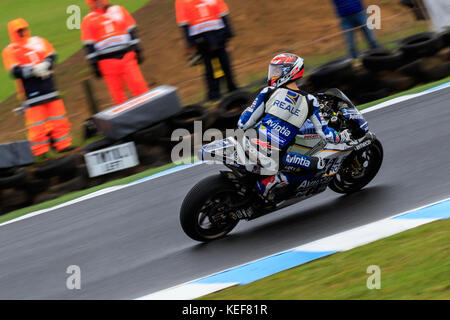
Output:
[399, 32, 443, 60]
[0, 168, 27, 190]
[180, 174, 240, 242]
[169, 105, 211, 133]
[329, 139, 383, 194]
[361, 49, 406, 72]
[215, 91, 253, 130]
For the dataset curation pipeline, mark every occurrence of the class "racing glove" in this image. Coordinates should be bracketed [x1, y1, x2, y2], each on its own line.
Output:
[340, 129, 352, 143]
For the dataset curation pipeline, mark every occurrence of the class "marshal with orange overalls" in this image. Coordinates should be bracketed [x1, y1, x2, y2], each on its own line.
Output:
[81, 0, 149, 105]
[2, 18, 72, 157]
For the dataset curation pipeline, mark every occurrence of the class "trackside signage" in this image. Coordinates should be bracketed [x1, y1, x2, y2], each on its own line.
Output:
[84, 142, 139, 178]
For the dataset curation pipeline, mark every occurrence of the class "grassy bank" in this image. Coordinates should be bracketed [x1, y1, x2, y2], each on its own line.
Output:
[0, 0, 150, 102]
[202, 218, 450, 300]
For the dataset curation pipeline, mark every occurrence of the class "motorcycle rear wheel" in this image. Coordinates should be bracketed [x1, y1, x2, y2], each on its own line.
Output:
[329, 139, 383, 194]
[180, 174, 241, 242]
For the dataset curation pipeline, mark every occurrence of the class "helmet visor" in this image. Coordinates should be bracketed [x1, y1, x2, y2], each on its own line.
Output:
[268, 64, 284, 85]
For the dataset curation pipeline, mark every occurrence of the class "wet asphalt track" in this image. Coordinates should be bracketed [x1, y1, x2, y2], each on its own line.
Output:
[0, 88, 449, 299]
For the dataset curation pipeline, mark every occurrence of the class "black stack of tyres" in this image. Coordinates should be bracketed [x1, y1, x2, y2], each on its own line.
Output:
[31, 154, 87, 202]
[399, 32, 444, 61]
[0, 167, 32, 215]
[154, 104, 213, 154]
[214, 91, 254, 130]
[168, 104, 214, 134]
[308, 58, 354, 91]
[361, 49, 406, 72]
[130, 121, 171, 145]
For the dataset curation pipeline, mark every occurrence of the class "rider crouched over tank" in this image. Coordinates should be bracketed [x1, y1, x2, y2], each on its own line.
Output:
[236, 53, 352, 208]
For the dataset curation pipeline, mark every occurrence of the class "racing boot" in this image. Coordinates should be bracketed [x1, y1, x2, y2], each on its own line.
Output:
[256, 172, 289, 202]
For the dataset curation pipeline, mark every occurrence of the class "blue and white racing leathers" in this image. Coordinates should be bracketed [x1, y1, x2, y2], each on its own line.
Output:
[237, 86, 342, 198]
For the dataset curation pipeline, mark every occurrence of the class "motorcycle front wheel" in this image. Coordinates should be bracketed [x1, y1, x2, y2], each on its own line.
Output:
[329, 139, 384, 194]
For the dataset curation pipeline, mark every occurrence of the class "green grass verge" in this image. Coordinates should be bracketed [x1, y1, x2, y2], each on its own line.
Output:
[201, 219, 450, 300]
[0, 160, 188, 224]
[0, 0, 150, 102]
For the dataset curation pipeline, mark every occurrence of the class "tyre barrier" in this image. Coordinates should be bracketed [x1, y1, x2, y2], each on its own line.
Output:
[0, 168, 27, 190]
[215, 91, 253, 130]
[438, 27, 450, 47]
[33, 154, 78, 180]
[130, 121, 171, 145]
[399, 32, 443, 61]
[308, 58, 354, 90]
[168, 104, 214, 133]
[361, 49, 406, 72]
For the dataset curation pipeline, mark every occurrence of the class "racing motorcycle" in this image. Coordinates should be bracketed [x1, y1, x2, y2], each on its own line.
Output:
[180, 89, 383, 242]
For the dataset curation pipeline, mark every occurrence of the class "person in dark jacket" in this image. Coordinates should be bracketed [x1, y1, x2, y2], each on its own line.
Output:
[175, 0, 238, 101]
[331, 0, 380, 58]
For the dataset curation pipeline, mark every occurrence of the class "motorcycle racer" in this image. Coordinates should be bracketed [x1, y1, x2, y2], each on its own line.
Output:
[237, 53, 351, 201]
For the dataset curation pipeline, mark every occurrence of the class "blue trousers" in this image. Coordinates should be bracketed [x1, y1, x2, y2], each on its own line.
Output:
[340, 10, 380, 59]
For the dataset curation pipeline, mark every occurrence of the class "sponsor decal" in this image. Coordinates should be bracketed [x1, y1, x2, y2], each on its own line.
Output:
[298, 176, 332, 189]
[265, 119, 292, 137]
[354, 139, 372, 151]
[285, 91, 300, 105]
[284, 152, 311, 168]
[273, 100, 300, 116]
